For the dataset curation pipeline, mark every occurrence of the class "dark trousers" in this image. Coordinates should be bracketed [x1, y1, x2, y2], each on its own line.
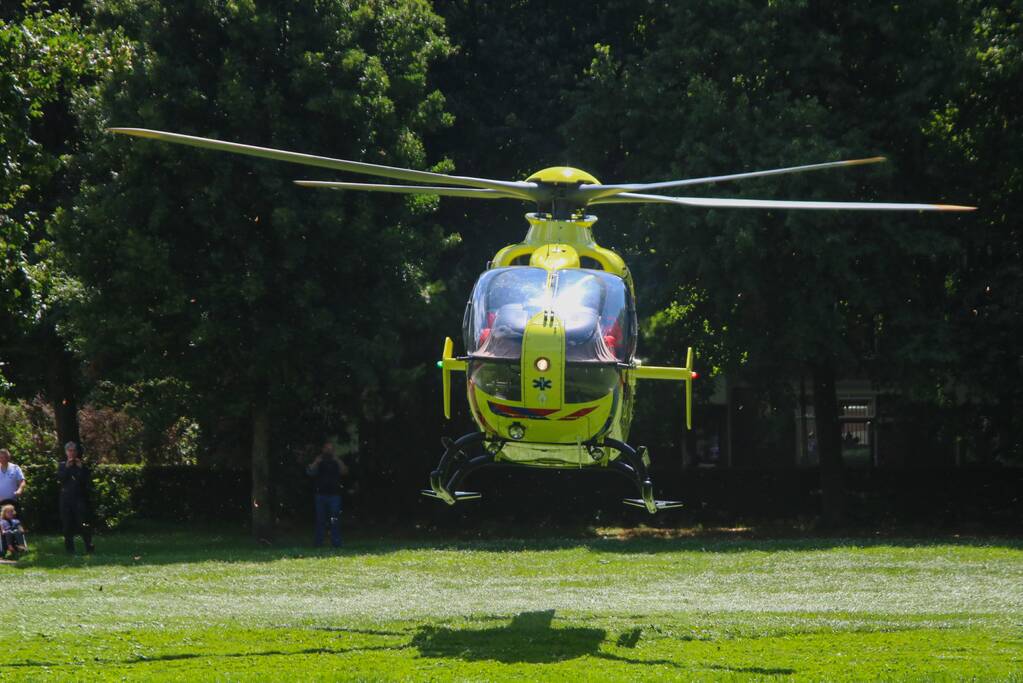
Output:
[1, 531, 25, 552]
[60, 497, 93, 553]
[314, 494, 342, 547]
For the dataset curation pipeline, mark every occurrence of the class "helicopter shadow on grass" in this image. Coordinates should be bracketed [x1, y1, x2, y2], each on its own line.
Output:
[410, 612, 796, 675]
[410, 609, 682, 668]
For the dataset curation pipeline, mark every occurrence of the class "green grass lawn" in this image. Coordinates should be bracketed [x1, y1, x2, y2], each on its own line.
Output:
[3, 526, 1022, 681]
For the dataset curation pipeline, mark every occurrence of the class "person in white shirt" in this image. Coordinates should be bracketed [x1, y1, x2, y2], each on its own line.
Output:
[0, 449, 26, 507]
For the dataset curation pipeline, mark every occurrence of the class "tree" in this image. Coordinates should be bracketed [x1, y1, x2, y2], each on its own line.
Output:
[564, 0, 975, 524]
[427, 0, 653, 305]
[927, 1, 1023, 465]
[68, 0, 452, 539]
[0, 3, 122, 447]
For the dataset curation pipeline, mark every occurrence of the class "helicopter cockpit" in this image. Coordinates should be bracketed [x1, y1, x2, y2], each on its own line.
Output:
[462, 267, 637, 406]
[464, 267, 636, 363]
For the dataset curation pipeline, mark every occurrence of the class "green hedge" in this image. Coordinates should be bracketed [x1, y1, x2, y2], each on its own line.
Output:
[17, 464, 248, 532]
[10, 463, 1023, 533]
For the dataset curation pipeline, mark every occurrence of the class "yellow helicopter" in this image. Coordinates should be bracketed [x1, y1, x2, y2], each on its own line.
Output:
[109, 127, 974, 513]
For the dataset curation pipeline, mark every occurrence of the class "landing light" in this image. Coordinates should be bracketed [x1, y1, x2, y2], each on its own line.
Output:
[535, 357, 550, 372]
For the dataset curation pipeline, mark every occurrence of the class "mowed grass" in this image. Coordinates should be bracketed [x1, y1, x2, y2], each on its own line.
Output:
[3, 526, 1022, 681]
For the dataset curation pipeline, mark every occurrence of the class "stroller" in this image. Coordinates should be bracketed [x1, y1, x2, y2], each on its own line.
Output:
[0, 519, 28, 559]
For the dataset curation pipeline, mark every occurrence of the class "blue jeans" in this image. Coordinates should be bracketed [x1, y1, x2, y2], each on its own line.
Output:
[314, 494, 342, 547]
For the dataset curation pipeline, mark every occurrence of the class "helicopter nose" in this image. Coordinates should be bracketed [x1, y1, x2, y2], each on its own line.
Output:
[521, 312, 564, 411]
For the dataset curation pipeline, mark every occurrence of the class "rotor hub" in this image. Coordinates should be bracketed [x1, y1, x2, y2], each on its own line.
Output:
[525, 167, 600, 185]
[525, 168, 601, 218]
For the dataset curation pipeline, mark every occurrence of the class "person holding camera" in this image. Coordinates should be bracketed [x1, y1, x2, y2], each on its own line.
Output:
[57, 441, 94, 554]
[306, 440, 348, 548]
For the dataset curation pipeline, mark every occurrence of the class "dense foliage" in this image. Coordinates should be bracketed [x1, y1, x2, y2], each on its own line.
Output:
[18, 462, 248, 531]
[0, 4, 122, 446]
[560, 0, 981, 520]
[0, 1, 1020, 532]
[64, 0, 454, 535]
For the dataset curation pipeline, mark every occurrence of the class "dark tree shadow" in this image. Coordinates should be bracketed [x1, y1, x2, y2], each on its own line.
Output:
[709, 664, 796, 676]
[10, 521, 1022, 569]
[7, 644, 411, 669]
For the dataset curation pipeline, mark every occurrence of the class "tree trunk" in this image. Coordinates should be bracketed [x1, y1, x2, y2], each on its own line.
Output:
[251, 405, 273, 542]
[799, 374, 810, 465]
[46, 336, 80, 450]
[812, 361, 845, 527]
[994, 392, 1017, 463]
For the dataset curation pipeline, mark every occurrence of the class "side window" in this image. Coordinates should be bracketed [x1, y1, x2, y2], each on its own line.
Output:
[553, 269, 636, 362]
[463, 267, 548, 358]
[470, 361, 521, 401]
[565, 365, 619, 403]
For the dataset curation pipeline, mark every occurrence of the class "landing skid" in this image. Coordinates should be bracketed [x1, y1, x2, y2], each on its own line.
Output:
[422, 432, 683, 515]
[602, 438, 684, 514]
[623, 498, 684, 512]
[420, 432, 490, 505]
[420, 488, 482, 503]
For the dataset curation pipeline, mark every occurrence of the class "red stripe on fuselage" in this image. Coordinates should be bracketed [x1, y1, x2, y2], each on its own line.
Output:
[487, 402, 559, 420]
[559, 406, 598, 421]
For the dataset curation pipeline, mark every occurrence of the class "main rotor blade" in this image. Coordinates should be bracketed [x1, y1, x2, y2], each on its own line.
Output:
[577, 157, 887, 202]
[294, 180, 527, 200]
[107, 128, 539, 200]
[591, 192, 976, 211]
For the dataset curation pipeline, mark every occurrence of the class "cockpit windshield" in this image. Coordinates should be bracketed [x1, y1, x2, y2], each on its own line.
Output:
[463, 267, 637, 362]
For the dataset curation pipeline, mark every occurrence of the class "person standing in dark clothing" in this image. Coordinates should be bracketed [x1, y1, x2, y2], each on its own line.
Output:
[306, 441, 348, 548]
[57, 441, 94, 554]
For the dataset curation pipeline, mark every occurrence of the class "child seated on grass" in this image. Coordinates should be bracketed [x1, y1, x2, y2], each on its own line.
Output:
[1, 504, 27, 557]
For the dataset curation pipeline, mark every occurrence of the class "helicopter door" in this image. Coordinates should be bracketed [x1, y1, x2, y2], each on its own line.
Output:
[550, 269, 637, 363]
[463, 267, 549, 360]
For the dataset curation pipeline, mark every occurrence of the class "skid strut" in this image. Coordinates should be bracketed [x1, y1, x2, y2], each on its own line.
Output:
[600, 438, 683, 514]
[421, 432, 490, 505]
[421, 433, 682, 514]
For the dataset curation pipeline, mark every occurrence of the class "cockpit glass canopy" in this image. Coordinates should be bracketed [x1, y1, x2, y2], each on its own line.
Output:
[463, 267, 637, 362]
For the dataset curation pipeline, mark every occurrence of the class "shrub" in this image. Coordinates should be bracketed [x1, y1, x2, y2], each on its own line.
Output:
[0, 399, 57, 466]
[0, 397, 201, 465]
[90, 464, 145, 529]
[18, 464, 247, 532]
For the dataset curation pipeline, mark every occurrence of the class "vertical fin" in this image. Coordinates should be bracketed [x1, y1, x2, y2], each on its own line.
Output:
[442, 337, 454, 420]
[684, 346, 694, 430]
